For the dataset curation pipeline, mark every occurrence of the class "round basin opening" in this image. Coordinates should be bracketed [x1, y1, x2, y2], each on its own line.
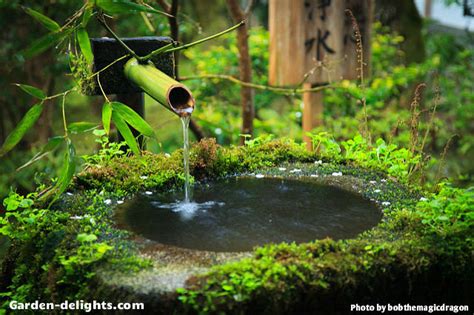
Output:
[116, 177, 381, 252]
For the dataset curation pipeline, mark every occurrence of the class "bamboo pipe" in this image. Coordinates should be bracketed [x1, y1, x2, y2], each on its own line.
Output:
[124, 58, 195, 116]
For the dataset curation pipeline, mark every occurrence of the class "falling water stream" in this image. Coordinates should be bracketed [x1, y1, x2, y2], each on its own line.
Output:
[180, 115, 192, 202]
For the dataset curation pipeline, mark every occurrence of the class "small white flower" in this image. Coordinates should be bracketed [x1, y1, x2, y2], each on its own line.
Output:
[70, 215, 83, 220]
[140, 176, 148, 180]
[255, 174, 265, 179]
[381, 179, 387, 183]
[369, 180, 377, 184]
[117, 200, 124, 204]
[314, 160, 323, 165]
[310, 174, 319, 177]
[145, 191, 153, 195]
[66, 192, 73, 196]
[164, 153, 171, 158]
[331, 172, 343, 176]
[374, 189, 381, 193]
[278, 167, 287, 171]
[419, 197, 428, 201]
[381, 201, 391, 206]
[290, 169, 302, 173]
[104, 199, 112, 205]
[99, 190, 104, 195]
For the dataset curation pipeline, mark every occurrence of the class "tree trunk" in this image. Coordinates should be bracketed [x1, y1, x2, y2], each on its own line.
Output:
[226, 0, 254, 145]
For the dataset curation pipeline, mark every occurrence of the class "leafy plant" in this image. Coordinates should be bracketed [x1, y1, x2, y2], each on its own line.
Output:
[58, 233, 113, 278]
[416, 183, 474, 236]
[307, 132, 342, 161]
[82, 129, 127, 166]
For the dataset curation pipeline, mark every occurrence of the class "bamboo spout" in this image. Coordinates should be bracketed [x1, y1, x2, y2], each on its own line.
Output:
[124, 58, 194, 116]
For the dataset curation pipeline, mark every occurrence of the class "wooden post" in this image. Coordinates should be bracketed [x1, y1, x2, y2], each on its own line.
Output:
[424, 0, 432, 17]
[269, 0, 373, 149]
[302, 83, 323, 150]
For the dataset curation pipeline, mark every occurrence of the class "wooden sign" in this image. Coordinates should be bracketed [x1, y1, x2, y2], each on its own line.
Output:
[269, 0, 373, 86]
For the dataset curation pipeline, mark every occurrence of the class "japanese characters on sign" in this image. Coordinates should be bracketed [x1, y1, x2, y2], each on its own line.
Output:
[269, 0, 373, 86]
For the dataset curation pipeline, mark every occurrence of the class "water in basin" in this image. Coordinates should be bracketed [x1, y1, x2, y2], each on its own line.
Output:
[116, 177, 381, 252]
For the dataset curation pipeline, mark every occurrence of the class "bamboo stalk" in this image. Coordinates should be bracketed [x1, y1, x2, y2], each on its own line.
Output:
[124, 58, 194, 116]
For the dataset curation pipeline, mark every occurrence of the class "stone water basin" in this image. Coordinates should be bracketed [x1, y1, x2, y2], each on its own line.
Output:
[115, 176, 381, 252]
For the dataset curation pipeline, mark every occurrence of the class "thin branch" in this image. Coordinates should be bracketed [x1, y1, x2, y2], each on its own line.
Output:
[60, 3, 87, 31]
[86, 54, 130, 80]
[61, 94, 68, 136]
[140, 42, 176, 61]
[133, 1, 174, 17]
[156, 0, 171, 12]
[98, 14, 243, 64]
[140, 12, 156, 32]
[180, 74, 334, 95]
[97, 73, 110, 103]
[244, 0, 254, 16]
[420, 83, 440, 153]
[97, 14, 141, 60]
[162, 20, 245, 55]
[45, 88, 76, 101]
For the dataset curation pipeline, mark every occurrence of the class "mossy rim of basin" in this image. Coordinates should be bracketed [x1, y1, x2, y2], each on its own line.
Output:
[102, 164, 406, 296]
[1, 138, 472, 314]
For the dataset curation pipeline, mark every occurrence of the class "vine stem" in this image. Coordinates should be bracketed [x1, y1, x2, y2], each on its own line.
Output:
[180, 74, 334, 95]
[61, 93, 68, 137]
[97, 15, 245, 63]
[162, 20, 245, 55]
[45, 88, 76, 101]
[97, 14, 142, 60]
[97, 73, 110, 103]
[85, 54, 130, 80]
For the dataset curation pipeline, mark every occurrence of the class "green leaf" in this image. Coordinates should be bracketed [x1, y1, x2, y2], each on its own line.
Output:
[76, 28, 94, 65]
[15, 84, 46, 99]
[95, 0, 170, 16]
[17, 136, 64, 171]
[55, 140, 76, 197]
[112, 111, 139, 155]
[111, 102, 155, 138]
[93, 129, 107, 137]
[21, 28, 72, 59]
[68, 122, 98, 134]
[19, 198, 34, 208]
[81, 6, 93, 27]
[40, 138, 76, 204]
[0, 103, 44, 157]
[24, 7, 61, 32]
[77, 233, 97, 243]
[102, 102, 112, 135]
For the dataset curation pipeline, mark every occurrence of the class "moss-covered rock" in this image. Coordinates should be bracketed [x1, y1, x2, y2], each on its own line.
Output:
[1, 138, 472, 314]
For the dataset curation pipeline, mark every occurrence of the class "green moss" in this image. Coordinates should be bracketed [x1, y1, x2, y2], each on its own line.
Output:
[1, 137, 472, 313]
[75, 137, 314, 193]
